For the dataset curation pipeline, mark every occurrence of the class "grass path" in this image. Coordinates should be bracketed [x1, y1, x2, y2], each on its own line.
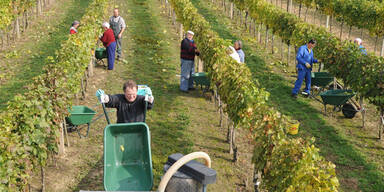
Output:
[0, 0, 92, 110]
[32, 0, 255, 191]
[190, 0, 384, 191]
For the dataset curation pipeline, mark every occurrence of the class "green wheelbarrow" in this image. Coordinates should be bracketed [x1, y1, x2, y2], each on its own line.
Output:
[66, 106, 96, 138]
[192, 72, 210, 93]
[103, 123, 215, 192]
[104, 123, 153, 191]
[319, 89, 358, 118]
[310, 72, 334, 98]
[95, 47, 108, 66]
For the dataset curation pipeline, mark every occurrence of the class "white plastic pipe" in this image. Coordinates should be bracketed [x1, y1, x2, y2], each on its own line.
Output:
[157, 152, 211, 192]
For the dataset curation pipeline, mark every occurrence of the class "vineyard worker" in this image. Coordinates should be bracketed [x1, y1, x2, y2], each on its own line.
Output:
[354, 38, 367, 55]
[291, 39, 318, 98]
[109, 8, 126, 60]
[180, 30, 200, 93]
[96, 80, 154, 123]
[69, 20, 79, 34]
[227, 46, 241, 63]
[100, 22, 116, 70]
[234, 40, 245, 63]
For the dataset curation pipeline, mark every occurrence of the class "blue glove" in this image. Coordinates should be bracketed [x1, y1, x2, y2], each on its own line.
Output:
[96, 89, 105, 101]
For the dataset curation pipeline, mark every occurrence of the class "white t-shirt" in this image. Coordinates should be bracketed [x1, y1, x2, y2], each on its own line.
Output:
[228, 46, 241, 63]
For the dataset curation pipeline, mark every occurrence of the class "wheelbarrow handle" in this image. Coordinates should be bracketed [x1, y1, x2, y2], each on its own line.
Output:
[102, 103, 111, 125]
[144, 94, 148, 122]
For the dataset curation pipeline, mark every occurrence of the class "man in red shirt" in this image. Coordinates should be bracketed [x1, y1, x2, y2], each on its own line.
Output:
[100, 22, 116, 70]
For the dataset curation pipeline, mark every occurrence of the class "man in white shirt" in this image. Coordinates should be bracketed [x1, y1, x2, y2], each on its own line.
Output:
[109, 8, 126, 60]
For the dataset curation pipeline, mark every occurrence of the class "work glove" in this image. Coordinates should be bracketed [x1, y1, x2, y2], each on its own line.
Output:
[96, 89, 109, 103]
[147, 96, 154, 104]
[305, 63, 311, 69]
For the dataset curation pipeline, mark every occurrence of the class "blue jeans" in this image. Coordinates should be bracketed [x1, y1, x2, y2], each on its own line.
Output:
[292, 67, 311, 95]
[107, 41, 116, 70]
[180, 59, 195, 91]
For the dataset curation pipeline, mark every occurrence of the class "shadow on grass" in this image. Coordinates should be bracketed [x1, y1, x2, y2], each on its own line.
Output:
[190, 0, 384, 191]
[72, 157, 104, 191]
[0, 0, 92, 110]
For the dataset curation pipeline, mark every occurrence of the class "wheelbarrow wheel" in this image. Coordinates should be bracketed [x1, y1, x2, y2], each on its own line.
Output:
[342, 103, 357, 118]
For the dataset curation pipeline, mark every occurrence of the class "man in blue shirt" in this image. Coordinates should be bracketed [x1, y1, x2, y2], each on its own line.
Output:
[292, 39, 318, 98]
[354, 38, 367, 55]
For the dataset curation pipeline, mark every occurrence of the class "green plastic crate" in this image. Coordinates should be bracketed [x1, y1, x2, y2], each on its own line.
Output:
[67, 106, 96, 126]
[95, 48, 107, 60]
[320, 89, 355, 106]
[104, 123, 153, 191]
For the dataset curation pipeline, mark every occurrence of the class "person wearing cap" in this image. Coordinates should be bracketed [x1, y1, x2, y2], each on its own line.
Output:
[109, 8, 126, 60]
[180, 30, 199, 93]
[291, 39, 318, 98]
[96, 80, 154, 123]
[234, 40, 245, 63]
[354, 38, 367, 55]
[100, 22, 116, 70]
[69, 21, 79, 34]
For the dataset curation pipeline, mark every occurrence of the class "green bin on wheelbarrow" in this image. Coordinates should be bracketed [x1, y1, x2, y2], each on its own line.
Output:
[104, 123, 153, 191]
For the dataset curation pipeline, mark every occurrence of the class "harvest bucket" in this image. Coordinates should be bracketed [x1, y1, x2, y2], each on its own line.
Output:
[288, 122, 300, 135]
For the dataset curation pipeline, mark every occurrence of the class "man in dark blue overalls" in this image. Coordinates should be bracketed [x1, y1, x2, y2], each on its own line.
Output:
[292, 39, 318, 98]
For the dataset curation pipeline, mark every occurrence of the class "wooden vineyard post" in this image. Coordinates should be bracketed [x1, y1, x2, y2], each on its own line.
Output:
[257, 24, 261, 43]
[374, 35, 379, 54]
[265, 27, 268, 49]
[172, 10, 176, 25]
[287, 43, 291, 66]
[37, 0, 42, 16]
[359, 96, 365, 129]
[288, 0, 293, 13]
[230, 2, 233, 19]
[348, 25, 352, 39]
[281, 39, 284, 60]
[233, 126, 237, 162]
[14, 14, 20, 39]
[41, 166, 45, 192]
[271, 34, 274, 54]
[304, 7, 308, 22]
[219, 96, 223, 127]
[298, 2, 302, 18]
[229, 121, 234, 154]
[381, 38, 384, 57]
[379, 108, 384, 140]
[179, 24, 183, 40]
[63, 118, 70, 147]
[339, 21, 343, 39]
[59, 121, 65, 156]
[198, 58, 203, 72]
[88, 55, 94, 77]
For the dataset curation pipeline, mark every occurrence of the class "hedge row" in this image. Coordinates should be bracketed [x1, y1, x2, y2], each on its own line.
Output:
[0, 0, 35, 30]
[292, 0, 384, 36]
[0, 0, 109, 190]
